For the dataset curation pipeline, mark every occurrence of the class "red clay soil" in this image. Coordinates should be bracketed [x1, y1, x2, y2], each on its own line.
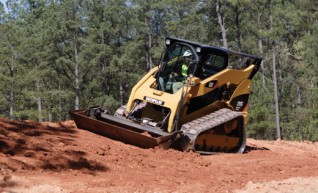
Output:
[1, 117, 318, 193]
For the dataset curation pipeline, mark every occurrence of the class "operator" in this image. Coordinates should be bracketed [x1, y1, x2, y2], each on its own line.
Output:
[171, 51, 192, 93]
[158, 49, 193, 93]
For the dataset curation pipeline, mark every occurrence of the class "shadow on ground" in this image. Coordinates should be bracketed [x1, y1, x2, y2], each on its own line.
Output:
[244, 145, 270, 153]
[0, 118, 108, 174]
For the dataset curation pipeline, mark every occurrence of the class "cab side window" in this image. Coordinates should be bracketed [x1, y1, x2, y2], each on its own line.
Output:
[201, 54, 226, 79]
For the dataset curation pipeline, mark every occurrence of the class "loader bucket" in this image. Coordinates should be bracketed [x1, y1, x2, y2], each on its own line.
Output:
[69, 110, 173, 148]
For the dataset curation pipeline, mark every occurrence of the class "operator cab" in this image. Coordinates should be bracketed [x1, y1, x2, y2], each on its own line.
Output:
[156, 38, 229, 93]
[156, 39, 199, 94]
[156, 41, 198, 93]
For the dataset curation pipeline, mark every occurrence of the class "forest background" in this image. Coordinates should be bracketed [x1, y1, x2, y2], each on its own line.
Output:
[0, 0, 317, 141]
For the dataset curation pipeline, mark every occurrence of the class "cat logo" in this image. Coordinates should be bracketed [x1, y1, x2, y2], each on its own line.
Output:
[144, 96, 165, 105]
[205, 80, 218, 88]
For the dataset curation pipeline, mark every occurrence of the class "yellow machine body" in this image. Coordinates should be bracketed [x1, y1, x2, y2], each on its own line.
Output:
[70, 37, 262, 154]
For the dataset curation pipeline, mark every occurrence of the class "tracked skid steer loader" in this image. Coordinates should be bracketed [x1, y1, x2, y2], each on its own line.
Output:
[70, 37, 262, 154]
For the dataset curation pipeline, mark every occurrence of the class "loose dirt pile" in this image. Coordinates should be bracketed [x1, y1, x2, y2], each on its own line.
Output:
[1, 118, 318, 193]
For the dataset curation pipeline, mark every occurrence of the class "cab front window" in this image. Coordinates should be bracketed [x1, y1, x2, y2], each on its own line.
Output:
[157, 43, 197, 94]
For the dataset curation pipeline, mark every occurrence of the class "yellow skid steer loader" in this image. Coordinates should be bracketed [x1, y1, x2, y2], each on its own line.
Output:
[70, 37, 262, 154]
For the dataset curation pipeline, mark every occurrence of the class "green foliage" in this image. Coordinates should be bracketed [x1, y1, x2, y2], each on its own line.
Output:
[0, 0, 317, 141]
[14, 109, 38, 120]
[248, 74, 276, 139]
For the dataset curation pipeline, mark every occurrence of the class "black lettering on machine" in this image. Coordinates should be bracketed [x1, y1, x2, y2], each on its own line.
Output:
[144, 96, 165, 106]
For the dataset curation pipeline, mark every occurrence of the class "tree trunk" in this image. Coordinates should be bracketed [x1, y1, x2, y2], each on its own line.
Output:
[36, 80, 43, 122]
[48, 113, 52, 122]
[257, 12, 266, 88]
[216, 0, 228, 48]
[270, 0, 281, 140]
[234, 6, 241, 50]
[272, 41, 281, 140]
[9, 87, 14, 120]
[59, 82, 62, 121]
[145, 30, 153, 70]
[74, 33, 80, 110]
[144, 1, 153, 70]
[296, 84, 302, 140]
[297, 84, 301, 108]
[119, 83, 124, 106]
[9, 54, 14, 120]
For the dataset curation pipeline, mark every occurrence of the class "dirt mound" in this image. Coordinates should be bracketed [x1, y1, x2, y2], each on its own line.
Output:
[1, 118, 318, 192]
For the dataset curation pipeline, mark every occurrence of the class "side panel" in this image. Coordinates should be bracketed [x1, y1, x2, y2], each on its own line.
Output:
[179, 65, 255, 124]
[126, 67, 159, 112]
[191, 65, 255, 96]
[228, 79, 252, 124]
[228, 79, 251, 112]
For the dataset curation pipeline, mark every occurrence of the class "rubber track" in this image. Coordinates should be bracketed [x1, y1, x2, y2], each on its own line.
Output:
[181, 108, 243, 152]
